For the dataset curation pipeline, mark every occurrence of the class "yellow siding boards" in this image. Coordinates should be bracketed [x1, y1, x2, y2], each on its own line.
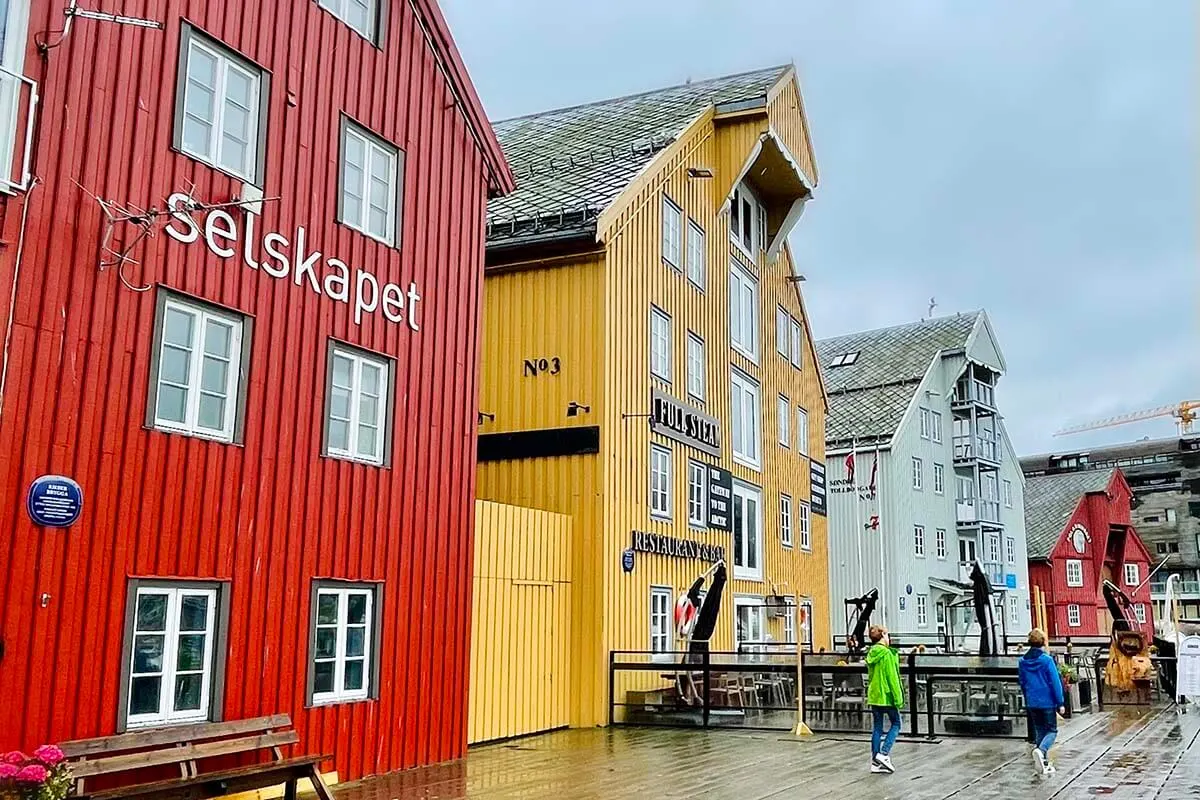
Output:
[469, 500, 573, 745]
[767, 69, 819, 187]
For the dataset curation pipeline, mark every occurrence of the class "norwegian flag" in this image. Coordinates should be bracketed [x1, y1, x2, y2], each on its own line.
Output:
[865, 515, 880, 530]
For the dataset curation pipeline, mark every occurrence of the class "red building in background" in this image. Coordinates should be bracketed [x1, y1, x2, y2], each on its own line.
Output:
[0, 0, 511, 780]
[1024, 468, 1153, 637]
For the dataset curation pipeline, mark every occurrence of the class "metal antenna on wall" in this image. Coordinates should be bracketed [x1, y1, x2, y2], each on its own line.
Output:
[37, 0, 162, 52]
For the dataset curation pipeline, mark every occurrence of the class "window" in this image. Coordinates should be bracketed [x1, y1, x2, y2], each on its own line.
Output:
[916, 594, 928, 627]
[1124, 563, 1140, 587]
[796, 407, 809, 456]
[1166, 508, 1178, 524]
[318, 0, 381, 41]
[686, 333, 705, 401]
[987, 534, 1000, 564]
[1067, 604, 1081, 628]
[776, 306, 789, 358]
[650, 445, 671, 519]
[1157, 543, 1167, 555]
[324, 343, 392, 465]
[650, 306, 671, 381]
[1004, 480, 1013, 508]
[729, 182, 764, 257]
[735, 598, 765, 647]
[339, 119, 402, 245]
[686, 220, 706, 288]
[309, 582, 377, 704]
[650, 587, 672, 657]
[661, 195, 682, 268]
[777, 394, 791, 447]
[175, 27, 267, 183]
[0, 0, 31, 191]
[783, 597, 797, 644]
[936, 528, 947, 559]
[687, 460, 706, 527]
[933, 463, 945, 495]
[790, 318, 803, 368]
[1133, 603, 1147, 624]
[780, 494, 793, 548]
[728, 261, 759, 360]
[912, 457, 923, 490]
[732, 481, 762, 581]
[960, 537, 977, 563]
[914, 525, 926, 557]
[931, 411, 943, 443]
[1006, 536, 1016, 565]
[122, 582, 226, 730]
[730, 369, 761, 469]
[829, 351, 859, 367]
[799, 598, 815, 649]
[1009, 595, 1020, 624]
[1066, 559, 1084, 588]
[920, 408, 931, 439]
[798, 501, 811, 551]
[149, 293, 249, 443]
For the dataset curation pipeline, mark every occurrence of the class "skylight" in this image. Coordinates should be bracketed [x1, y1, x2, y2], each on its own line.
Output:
[829, 351, 860, 367]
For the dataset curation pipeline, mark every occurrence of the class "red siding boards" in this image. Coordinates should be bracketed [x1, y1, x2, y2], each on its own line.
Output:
[0, 0, 510, 780]
[1029, 471, 1155, 639]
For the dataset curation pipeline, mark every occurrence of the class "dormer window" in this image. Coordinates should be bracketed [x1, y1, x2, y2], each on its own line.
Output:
[729, 182, 766, 258]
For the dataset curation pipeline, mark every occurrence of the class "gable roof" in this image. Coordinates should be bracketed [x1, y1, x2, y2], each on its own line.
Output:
[485, 65, 791, 247]
[1023, 469, 1117, 559]
[816, 312, 981, 448]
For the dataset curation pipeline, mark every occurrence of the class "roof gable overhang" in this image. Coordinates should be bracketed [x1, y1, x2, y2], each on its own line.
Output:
[719, 128, 814, 259]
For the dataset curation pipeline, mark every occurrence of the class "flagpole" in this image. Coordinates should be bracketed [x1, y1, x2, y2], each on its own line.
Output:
[876, 446, 886, 627]
[853, 438, 863, 595]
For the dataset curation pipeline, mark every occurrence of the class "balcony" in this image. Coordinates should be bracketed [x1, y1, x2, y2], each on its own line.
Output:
[1150, 580, 1200, 597]
[0, 65, 38, 193]
[953, 434, 1001, 467]
[952, 378, 997, 411]
[959, 560, 1006, 587]
[956, 498, 1002, 528]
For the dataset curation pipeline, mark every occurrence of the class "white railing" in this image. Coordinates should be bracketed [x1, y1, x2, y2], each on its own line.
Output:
[956, 498, 1001, 525]
[0, 65, 38, 193]
[958, 561, 1006, 586]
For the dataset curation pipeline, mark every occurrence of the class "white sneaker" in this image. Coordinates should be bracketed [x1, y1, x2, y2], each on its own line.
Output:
[1043, 763, 1056, 775]
[876, 754, 895, 773]
[1032, 748, 1047, 772]
[870, 762, 886, 773]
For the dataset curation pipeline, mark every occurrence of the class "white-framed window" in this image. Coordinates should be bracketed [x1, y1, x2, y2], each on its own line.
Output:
[732, 481, 763, 581]
[650, 586, 672, 657]
[728, 261, 759, 361]
[829, 351, 859, 367]
[775, 306, 789, 358]
[124, 584, 220, 729]
[686, 332, 705, 401]
[1066, 559, 1084, 588]
[151, 295, 246, 443]
[987, 533, 1000, 564]
[920, 408, 931, 439]
[936, 528, 947, 559]
[1167, 508, 1178, 524]
[729, 182, 765, 258]
[734, 596, 765, 646]
[960, 537, 977, 564]
[176, 28, 265, 183]
[0, 0, 32, 191]
[798, 501, 811, 551]
[1006, 536, 1016, 565]
[914, 525, 926, 557]
[796, 407, 809, 456]
[325, 345, 391, 465]
[1067, 604, 1081, 628]
[933, 463, 945, 495]
[339, 119, 402, 246]
[783, 596, 797, 644]
[931, 411, 943, 443]
[310, 584, 375, 704]
[1009, 595, 1020, 624]
[318, 0, 380, 41]
[650, 444, 672, 519]
[780, 494, 793, 548]
[1133, 603, 1147, 624]
[730, 368, 761, 469]
[777, 394, 791, 447]
[916, 594, 929, 627]
[650, 306, 671, 381]
[662, 194, 683, 269]
[687, 460, 706, 527]
[912, 457, 923, 490]
[686, 219, 706, 288]
[789, 317, 802, 368]
[1004, 480, 1013, 508]
[1124, 563, 1140, 587]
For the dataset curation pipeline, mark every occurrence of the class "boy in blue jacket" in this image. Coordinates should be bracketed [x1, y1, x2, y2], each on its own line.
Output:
[1018, 629, 1065, 775]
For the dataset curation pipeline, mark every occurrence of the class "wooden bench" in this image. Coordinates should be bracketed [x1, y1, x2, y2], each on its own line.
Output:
[60, 715, 333, 800]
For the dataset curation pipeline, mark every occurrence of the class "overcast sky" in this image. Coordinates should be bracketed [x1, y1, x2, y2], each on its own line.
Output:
[443, 1, 1197, 456]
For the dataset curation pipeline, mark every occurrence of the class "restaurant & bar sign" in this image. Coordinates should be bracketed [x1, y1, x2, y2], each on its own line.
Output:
[630, 530, 725, 563]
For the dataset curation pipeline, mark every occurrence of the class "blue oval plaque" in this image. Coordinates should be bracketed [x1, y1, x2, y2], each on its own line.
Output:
[27, 475, 83, 528]
[621, 548, 635, 573]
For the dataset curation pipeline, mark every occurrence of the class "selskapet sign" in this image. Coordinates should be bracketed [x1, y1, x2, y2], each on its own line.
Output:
[164, 193, 423, 330]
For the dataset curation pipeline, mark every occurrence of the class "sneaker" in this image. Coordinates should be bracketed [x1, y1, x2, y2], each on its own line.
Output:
[870, 762, 887, 773]
[876, 754, 895, 773]
[1043, 764, 1057, 775]
[1032, 748, 1047, 772]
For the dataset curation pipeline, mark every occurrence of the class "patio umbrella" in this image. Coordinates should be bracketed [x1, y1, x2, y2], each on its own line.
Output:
[969, 562, 997, 657]
[848, 589, 879, 654]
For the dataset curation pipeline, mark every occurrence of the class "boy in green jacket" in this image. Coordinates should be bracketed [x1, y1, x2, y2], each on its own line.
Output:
[866, 625, 904, 773]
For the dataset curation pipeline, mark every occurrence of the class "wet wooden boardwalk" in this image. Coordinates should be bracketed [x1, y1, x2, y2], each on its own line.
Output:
[335, 706, 1200, 800]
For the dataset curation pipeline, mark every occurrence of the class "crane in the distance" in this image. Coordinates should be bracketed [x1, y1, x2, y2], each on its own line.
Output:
[1054, 400, 1199, 438]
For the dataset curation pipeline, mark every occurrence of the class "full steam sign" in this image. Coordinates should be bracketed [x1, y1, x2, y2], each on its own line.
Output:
[650, 389, 720, 456]
[165, 194, 423, 330]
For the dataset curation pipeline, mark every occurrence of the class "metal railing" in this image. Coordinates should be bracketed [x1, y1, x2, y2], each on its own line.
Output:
[0, 66, 39, 193]
[1150, 580, 1200, 596]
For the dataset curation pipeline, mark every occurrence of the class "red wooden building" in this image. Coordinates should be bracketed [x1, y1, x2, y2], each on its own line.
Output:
[1024, 468, 1154, 638]
[0, 0, 511, 780]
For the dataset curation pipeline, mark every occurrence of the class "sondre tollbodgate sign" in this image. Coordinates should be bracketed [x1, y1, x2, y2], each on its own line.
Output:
[164, 194, 423, 330]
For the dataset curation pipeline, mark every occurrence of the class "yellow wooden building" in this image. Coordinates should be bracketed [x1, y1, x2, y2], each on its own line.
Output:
[474, 65, 830, 735]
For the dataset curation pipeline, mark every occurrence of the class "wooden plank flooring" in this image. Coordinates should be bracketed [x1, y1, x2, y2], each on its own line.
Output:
[333, 706, 1200, 800]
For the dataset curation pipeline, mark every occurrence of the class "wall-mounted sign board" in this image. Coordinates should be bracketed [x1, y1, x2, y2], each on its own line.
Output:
[27, 475, 83, 528]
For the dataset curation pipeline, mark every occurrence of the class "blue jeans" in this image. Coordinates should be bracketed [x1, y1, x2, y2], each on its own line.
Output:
[871, 706, 901, 757]
[1029, 707, 1058, 755]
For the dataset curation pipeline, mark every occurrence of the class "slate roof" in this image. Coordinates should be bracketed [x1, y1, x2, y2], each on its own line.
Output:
[1023, 469, 1117, 559]
[486, 66, 791, 245]
[816, 312, 981, 447]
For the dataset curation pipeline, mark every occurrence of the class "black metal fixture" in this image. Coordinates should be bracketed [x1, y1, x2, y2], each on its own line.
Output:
[687, 167, 714, 179]
[477, 411, 495, 425]
[567, 402, 591, 417]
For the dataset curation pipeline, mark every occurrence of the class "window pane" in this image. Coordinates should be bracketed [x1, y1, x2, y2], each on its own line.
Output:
[159, 346, 191, 386]
[346, 626, 365, 657]
[179, 596, 209, 631]
[317, 593, 339, 625]
[344, 659, 364, 691]
[136, 594, 169, 631]
[176, 634, 206, 671]
[204, 320, 232, 357]
[357, 424, 377, 457]
[187, 47, 219, 90]
[315, 628, 338, 659]
[329, 420, 350, 451]
[220, 137, 249, 175]
[173, 674, 203, 712]
[347, 593, 367, 624]
[164, 307, 195, 347]
[197, 394, 225, 431]
[360, 362, 381, 396]
[359, 393, 378, 425]
[201, 356, 228, 394]
[313, 661, 335, 694]
[745, 497, 758, 569]
[158, 384, 188, 424]
[133, 635, 164, 673]
[130, 676, 161, 715]
[368, 204, 388, 238]
[183, 116, 214, 157]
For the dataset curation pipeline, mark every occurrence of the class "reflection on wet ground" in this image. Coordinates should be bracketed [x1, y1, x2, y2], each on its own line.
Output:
[334, 706, 1200, 799]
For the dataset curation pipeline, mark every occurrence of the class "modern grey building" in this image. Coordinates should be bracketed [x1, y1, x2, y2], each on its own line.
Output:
[818, 312, 1032, 647]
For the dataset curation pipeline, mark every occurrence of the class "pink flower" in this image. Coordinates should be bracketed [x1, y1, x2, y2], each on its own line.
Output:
[15, 764, 48, 783]
[32, 745, 64, 766]
[0, 752, 25, 765]
[0, 763, 20, 778]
